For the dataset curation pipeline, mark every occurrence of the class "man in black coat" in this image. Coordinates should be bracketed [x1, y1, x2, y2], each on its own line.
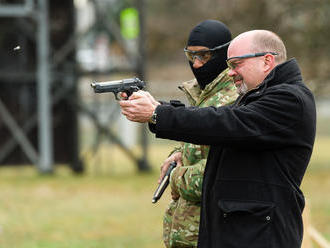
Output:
[119, 30, 316, 248]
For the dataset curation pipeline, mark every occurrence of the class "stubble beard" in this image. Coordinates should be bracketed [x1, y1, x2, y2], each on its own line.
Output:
[234, 75, 249, 95]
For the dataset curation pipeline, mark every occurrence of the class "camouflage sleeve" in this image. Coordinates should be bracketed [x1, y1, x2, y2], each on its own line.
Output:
[170, 159, 206, 202]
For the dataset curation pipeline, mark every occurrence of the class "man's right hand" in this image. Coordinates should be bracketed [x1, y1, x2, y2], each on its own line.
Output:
[119, 90, 160, 123]
[158, 152, 183, 184]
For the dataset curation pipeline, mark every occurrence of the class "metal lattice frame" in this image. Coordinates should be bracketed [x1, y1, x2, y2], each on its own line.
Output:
[0, 0, 150, 173]
[0, 0, 53, 173]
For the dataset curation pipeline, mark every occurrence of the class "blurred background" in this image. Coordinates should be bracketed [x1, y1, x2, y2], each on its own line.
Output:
[0, 0, 329, 247]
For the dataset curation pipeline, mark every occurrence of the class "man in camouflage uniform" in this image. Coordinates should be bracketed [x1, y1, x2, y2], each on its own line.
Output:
[162, 20, 238, 247]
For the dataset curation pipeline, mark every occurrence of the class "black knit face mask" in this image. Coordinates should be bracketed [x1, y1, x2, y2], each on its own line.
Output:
[187, 20, 232, 89]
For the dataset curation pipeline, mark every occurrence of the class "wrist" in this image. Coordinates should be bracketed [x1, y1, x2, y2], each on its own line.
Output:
[149, 107, 157, 124]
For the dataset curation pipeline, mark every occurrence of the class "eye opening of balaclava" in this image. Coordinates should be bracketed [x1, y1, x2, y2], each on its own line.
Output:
[187, 20, 232, 89]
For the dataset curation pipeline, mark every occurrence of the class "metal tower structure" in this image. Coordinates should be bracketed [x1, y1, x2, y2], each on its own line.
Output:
[0, 0, 150, 173]
[0, 0, 54, 173]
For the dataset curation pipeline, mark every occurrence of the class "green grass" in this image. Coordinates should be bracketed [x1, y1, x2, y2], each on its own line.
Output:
[301, 135, 330, 241]
[0, 137, 329, 247]
[0, 143, 176, 248]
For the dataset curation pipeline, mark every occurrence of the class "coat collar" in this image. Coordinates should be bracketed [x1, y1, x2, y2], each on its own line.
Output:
[257, 58, 302, 92]
[234, 58, 303, 106]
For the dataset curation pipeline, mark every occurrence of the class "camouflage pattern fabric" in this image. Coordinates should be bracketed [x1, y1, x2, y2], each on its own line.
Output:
[163, 68, 238, 247]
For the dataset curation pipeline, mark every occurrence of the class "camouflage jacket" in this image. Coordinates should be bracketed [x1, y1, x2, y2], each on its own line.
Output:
[163, 69, 238, 248]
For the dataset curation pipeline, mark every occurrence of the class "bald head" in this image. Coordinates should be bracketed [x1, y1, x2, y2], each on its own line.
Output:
[230, 30, 287, 65]
[227, 30, 287, 94]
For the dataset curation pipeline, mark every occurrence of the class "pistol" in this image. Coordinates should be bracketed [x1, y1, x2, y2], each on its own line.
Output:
[152, 161, 177, 204]
[90, 77, 146, 100]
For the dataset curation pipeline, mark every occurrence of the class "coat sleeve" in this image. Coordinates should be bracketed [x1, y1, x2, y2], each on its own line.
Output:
[152, 88, 304, 150]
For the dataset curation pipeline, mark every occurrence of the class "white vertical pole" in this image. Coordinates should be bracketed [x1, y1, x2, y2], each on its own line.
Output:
[37, 0, 53, 173]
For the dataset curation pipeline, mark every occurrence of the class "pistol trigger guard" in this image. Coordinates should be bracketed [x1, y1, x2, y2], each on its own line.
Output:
[113, 92, 120, 100]
[115, 92, 127, 101]
[117, 91, 129, 100]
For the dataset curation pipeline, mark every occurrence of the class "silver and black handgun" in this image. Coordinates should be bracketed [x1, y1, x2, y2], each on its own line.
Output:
[90, 77, 145, 100]
[152, 161, 177, 204]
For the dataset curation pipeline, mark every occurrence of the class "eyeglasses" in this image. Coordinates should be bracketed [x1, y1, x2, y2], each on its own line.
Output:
[184, 41, 231, 63]
[226, 52, 278, 70]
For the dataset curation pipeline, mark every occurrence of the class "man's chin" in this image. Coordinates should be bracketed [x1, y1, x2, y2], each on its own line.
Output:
[237, 83, 248, 95]
[237, 89, 245, 95]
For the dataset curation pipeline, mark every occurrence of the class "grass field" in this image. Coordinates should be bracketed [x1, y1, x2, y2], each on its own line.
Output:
[0, 136, 329, 248]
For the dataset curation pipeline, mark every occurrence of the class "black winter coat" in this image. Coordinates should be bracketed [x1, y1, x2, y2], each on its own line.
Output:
[150, 59, 316, 248]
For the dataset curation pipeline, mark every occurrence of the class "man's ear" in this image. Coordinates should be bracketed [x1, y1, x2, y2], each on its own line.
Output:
[264, 54, 276, 72]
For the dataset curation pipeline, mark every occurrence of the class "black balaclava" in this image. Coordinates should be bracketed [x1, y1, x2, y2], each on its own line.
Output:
[187, 20, 232, 89]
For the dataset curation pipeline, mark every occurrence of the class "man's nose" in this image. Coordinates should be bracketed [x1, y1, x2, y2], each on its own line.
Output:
[192, 57, 204, 68]
[228, 68, 236, 77]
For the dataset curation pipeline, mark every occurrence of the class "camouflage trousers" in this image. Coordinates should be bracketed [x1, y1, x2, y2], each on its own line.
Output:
[163, 198, 200, 248]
